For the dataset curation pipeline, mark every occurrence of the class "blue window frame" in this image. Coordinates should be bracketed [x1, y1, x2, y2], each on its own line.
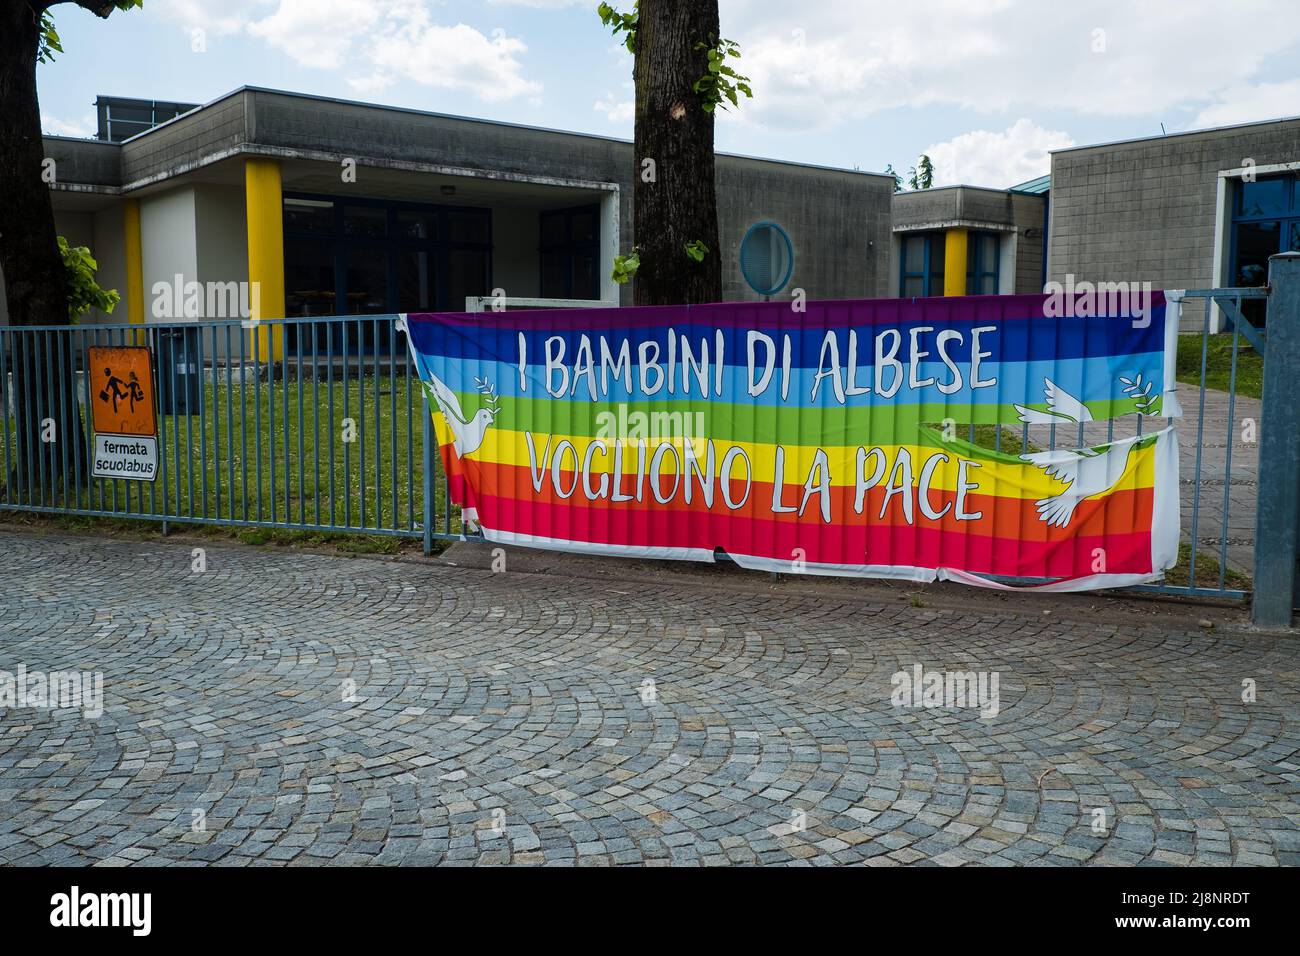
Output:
[966, 231, 1001, 295]
[1230, 172, 1300, 325]
[899, 232, 945, 297]
[283, 193, 493, 351]
[539, 205, 600, 299]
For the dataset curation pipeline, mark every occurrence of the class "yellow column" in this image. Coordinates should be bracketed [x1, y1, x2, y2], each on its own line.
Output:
[244, 157, 285, 361]
[123, 198, 144, 342]
[943, 228, 968, 297]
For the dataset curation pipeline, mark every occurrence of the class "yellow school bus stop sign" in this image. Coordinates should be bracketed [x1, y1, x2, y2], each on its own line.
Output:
[88, 346, 158, 481]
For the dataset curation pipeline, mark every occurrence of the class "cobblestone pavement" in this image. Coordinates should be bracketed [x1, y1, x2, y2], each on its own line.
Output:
[1, 529, 1297, 867]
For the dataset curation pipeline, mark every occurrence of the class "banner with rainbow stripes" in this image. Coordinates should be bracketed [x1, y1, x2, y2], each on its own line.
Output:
[400, 292, 1181, 591]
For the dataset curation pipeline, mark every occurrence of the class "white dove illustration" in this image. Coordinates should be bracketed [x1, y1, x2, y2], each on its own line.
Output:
[1012, 378, 1093, 426]
[1019, 443, 1134, 528]
[422, 372, 498, 459]
[1013, 379, 1131, 528]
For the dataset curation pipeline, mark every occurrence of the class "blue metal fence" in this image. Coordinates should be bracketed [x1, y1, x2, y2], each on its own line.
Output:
[0, 299, 1271, 600]
[0, 315, 464, 548]
[1129, 288, 1265, 601]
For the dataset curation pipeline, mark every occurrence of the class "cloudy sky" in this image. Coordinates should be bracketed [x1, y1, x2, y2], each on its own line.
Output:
[37, 0, 1300, 188]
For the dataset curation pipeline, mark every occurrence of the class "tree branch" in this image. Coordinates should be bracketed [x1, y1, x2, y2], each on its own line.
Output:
[33, 0, 123, 17]
[67, 0, 122, 17]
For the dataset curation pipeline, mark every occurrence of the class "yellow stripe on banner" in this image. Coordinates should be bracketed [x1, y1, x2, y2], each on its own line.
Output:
[439, 424, 1158, 501]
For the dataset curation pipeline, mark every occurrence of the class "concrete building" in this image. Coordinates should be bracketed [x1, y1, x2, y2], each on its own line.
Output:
[889, 179, 1048, 298]
[1047, 115, 1300, 329]
[7, 87, 1299, 340]
[1, 87, 895, 350]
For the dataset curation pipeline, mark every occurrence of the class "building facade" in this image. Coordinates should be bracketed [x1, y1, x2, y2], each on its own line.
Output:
[1047, 116, 1300, 329]
[5, 89, 1299, 339]
[889, 180, 1048, 298]
[0, 87, 895, 343]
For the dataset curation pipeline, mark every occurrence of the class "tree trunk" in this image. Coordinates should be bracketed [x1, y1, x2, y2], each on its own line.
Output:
[632, 0, 723, 306]
[0, 1, 88, 500]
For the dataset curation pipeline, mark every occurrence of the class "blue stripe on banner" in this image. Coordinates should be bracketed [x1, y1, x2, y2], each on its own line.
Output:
[417, 349, 1168, 411]
[406, 305, 1169, 370]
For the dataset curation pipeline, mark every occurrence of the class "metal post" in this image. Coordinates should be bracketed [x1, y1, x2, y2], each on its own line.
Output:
[1253, 251, 1300, 628]
[422, 390, 433, 556]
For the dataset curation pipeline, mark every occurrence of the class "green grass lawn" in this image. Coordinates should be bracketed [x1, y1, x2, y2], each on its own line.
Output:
[1176, 332, 1263, 400]
[1, 372, 458, 553]
[1161, 542, 1252, 594]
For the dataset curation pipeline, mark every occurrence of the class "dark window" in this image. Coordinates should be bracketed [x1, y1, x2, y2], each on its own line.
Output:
[284, 198, 335, 235]
[282, 194, 492, 352]
[899, 231, 946, 297]
[396, 248, 436, 312]
[285, 238, 336, 318]
[1237, 178, 1290, 218]
[1233, 221, 1280, 288]
[1230, 173, 1299, 326]
[343, 247, 390, 314]
[448, 248, 491, 309]
[447, 210, 490, 244]
[539, 205, 601, 300]
[343, 206, 388, 239]
[397, 210, 436, 241]
[95, 96, 198, 142]
[966, 231, 1001, 295]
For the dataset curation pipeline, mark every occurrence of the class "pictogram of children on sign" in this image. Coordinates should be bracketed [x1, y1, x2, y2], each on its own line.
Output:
[99, 367, 145, 415]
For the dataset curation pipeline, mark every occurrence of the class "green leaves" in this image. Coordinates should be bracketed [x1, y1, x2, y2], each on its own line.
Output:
[611, 249, 641, 284]
[37, 13, 63, 64]
[596, 2, 638, 55]
[38, 1, 144, 64]
[907, 154, 935, 191]
[59, 237, 120, 322]
[692, 38, 752, 113]
[683, 240, 709, 263]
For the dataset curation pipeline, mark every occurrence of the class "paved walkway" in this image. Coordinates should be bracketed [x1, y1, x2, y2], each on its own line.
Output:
[0, 529, 1297, 866]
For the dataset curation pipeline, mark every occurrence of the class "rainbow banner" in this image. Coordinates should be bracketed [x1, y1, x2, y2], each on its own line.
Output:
[401, 293, 1181, 591]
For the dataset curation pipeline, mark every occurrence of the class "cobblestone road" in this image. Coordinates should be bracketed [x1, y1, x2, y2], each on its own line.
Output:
[1, 529, 1297, 866]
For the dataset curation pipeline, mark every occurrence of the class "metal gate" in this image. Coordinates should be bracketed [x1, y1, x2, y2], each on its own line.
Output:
[0, 316, 468, 551]
[0, 293, 1280, 601]
[1119, 287, 1265, 601]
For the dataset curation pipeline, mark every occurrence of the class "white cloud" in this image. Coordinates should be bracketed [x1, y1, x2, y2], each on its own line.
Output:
[41, 113, 95, 138]
[247, 0, 380, 70]
[364, 7, 542, 102]
[1192, 80, 1300, 128]
[150, 0, 254, 36]
[923, 119, 1074, 188]
[153, 0, 543, 103]
[594, 94, 633, 124]
[720, 0, 1300, 131]
[486, 0, 587, 6]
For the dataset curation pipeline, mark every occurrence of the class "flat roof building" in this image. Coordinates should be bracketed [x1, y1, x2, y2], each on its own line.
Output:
[5, 88, 1298, 338]
[1046, 115, 1300, 329]
[1, 87, 894, 335]
[890, 180, 1049, 299]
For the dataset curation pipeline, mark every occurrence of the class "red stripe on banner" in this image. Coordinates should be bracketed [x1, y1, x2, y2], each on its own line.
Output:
[459, 486, 1155, 578]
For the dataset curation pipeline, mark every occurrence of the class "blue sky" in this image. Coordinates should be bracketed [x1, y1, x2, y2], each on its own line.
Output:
[37, 0, 1300, 188]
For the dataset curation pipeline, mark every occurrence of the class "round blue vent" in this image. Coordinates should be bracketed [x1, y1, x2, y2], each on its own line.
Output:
[739, 221, 794, 296]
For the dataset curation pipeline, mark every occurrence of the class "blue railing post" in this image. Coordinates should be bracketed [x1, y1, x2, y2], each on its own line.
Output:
[422, 389, 433, 556]
[1253, 251, 1300, 628]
